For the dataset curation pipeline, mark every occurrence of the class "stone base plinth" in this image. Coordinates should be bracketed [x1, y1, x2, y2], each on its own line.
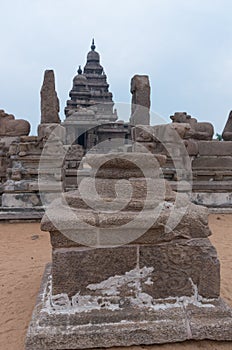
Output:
[25, 264, 232, 350]
[191, 192, 232, 208]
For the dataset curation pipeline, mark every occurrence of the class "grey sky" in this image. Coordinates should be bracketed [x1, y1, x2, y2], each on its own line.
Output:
[0, 0, 232, 135]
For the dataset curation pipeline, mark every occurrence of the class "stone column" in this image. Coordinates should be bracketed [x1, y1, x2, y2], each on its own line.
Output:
[130, 75, 150, 125]
[38, 70, 66, 142]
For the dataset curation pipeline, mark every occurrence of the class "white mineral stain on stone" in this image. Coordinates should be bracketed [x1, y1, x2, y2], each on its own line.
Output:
[43, 272, 215, 315]
[72, 293, 120, 312]
[51, 293, 71, 310]
[162, 201, 174, 209]
[87, 266, 154, 296]
[175, 278, 216, 308]
[144, 277, 153, 285]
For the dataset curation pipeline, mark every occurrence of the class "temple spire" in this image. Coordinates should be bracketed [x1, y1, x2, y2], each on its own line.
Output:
[65, 40, 117, 122]
[91, 38, 96, 51]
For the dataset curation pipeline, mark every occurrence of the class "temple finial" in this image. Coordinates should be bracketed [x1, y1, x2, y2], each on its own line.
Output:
[91, 38, 96, 51]
[77, 65, 82, 74]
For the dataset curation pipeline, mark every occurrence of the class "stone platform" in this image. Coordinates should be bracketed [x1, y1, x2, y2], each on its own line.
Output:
[25, 264, 232, 349]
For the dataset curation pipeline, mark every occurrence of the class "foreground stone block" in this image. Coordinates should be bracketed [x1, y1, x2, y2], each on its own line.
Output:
[25, 264, 232, 350]
[26, 152, 232, 349]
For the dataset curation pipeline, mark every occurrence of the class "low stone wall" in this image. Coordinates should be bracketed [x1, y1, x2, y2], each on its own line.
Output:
[132, 125, 232, 209]
[0, 125, 232, 217]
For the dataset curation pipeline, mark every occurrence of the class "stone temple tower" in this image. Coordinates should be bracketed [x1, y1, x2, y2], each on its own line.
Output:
[65, 39, 117, 122]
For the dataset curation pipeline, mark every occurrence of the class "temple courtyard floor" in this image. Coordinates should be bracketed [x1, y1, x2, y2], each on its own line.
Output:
[0, 214, 231, 350]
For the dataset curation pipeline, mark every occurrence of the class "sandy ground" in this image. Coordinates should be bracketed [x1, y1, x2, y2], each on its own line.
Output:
[0, 214, 231, 350]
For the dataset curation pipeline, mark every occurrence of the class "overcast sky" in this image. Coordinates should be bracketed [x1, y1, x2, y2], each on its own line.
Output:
[0, 0, 232, 135]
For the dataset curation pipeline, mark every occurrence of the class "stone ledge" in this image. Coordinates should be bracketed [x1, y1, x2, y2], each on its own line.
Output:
[0, 209, 44, 221]
[191, 192, 232, 208]
[25, 264, 232, 350]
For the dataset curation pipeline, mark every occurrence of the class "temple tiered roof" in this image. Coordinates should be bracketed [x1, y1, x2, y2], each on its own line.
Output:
[65, 40, 117, 122]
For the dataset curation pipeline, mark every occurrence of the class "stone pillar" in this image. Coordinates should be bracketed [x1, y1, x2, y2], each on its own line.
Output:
[130, 75, 150, 125]
[40, 70, 60, 124]
[38, 70, 65, 141]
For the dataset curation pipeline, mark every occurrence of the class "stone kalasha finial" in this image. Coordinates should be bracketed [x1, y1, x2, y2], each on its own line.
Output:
[40, 70, 61, 124]
[91, 38, 96, 51]
[77, 65, 82, 75]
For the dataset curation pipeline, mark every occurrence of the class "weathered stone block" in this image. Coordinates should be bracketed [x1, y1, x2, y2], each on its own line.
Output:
[170, 112, 214, 140]
[132, 125, 154, 142]
[50, 230, 80, 248]
[0, 136, 20, 147]
[2, 192, 41, 208]
[40, 70, 60, 124]
[139, 239, 220, 299]
[0, 109, 30, 136]
[192, 156, 232, 169]
[25, 265, 232, 350]
[192, 181, 232, 191]
[28, 151, 232, 349]
[52, 246, 137, 296]
[191, 192, 232, 208]
[38, 123, 66, 141]
[198, 140, 232, 156]
[186, 298, 232, 340]
[130, 75, 150, 125]
[184, 139, 199, 155]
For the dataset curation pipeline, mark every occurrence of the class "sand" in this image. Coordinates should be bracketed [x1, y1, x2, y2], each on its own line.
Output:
[0, 214, 231, 350]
